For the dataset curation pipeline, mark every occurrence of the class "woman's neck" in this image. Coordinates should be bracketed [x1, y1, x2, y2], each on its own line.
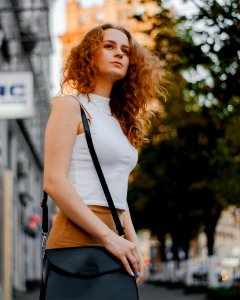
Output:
[93, 79, 113, 98]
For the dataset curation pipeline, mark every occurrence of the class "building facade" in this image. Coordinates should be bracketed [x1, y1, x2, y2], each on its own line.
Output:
[60, 0, 159, 60]
[0, 0, 52, 299]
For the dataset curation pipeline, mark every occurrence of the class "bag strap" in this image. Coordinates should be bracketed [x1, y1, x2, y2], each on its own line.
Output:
[41, 105, 125, 249]
[80, 106, 125, 237]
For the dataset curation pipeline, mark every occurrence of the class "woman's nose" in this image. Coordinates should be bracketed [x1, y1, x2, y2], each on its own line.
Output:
[115, 48, 123, 58]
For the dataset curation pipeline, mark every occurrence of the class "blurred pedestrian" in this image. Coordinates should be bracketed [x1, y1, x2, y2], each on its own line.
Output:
[42, 23, 165, 298]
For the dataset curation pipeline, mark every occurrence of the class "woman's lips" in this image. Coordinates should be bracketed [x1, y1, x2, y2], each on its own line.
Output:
[111, 61, 123, 67]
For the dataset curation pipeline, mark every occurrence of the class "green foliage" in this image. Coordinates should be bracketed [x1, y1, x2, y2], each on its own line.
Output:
[129, 0, 240, 258]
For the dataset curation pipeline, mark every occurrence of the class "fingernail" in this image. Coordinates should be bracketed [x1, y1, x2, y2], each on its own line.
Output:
[137, 272, 141, 277]
[131, 271, 135, 277]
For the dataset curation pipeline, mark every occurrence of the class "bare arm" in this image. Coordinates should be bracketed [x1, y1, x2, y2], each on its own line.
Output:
[44, 96, 140, 277]
[44, 96, 111, 241]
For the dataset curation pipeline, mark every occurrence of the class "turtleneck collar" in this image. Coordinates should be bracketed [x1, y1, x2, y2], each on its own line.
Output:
[87, 93, 111, 115]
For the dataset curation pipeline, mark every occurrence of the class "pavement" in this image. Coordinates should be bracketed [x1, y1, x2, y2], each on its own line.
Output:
[139, 283, 207, 300]
[14, 283, 207, 300]
[14, 289, 40, 300]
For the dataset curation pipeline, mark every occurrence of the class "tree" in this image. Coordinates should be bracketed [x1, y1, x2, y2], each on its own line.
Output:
[129, 0, 240, 271]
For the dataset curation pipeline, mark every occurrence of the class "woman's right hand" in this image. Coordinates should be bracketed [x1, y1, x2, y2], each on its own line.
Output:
[101, 231, 141, 278]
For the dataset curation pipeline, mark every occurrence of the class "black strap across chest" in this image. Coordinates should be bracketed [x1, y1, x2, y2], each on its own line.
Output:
[41, 105, 125, 239]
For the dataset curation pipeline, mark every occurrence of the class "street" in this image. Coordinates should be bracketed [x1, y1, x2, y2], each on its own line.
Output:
[15, 283, 207, 300]
[139, 283, 206, 300]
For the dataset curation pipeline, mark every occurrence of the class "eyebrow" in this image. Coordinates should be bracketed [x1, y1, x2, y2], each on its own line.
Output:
[104, 40, 130, 49]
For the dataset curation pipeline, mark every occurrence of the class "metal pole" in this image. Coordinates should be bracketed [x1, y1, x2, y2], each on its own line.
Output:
[2, 170, 13, 300]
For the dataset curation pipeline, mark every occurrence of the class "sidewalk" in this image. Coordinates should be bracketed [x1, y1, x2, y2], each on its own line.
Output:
[14, 284, 207, 300]
[14, 289, 40, 300]
[139, 283, 206, 300]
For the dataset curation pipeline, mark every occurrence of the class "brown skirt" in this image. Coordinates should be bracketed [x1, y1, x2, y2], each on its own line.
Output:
[47, 205, 124, 249]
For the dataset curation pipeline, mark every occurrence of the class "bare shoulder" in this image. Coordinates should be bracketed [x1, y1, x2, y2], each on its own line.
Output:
[46, 95, 82, 136]
[51, 95, 80, 115]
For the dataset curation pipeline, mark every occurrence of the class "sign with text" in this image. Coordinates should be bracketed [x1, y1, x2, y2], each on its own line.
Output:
[0, 72, 34, 119]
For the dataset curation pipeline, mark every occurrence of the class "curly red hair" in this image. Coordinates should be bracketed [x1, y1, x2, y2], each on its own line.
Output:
[61, 23, 165, 148]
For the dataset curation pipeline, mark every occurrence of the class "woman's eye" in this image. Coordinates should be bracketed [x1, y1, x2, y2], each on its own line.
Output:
[104, 44, 113, 49]
[122, 49, 129, 55]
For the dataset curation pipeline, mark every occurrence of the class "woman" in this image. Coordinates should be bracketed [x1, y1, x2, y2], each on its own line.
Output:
[44, 23, 164, 286]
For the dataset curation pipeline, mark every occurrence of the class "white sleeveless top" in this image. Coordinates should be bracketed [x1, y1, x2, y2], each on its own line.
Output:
[68, 93, 138, 210]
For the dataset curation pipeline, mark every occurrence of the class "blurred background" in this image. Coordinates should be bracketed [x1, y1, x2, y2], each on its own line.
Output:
[0, 0, 239, 299]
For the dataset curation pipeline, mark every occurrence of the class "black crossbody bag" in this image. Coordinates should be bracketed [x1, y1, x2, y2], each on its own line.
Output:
[39, 105, 139, 300]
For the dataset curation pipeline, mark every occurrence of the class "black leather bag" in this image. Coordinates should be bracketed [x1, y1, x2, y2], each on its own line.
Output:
[42, 247, 138, 300]
[39, 105, 139, 300]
